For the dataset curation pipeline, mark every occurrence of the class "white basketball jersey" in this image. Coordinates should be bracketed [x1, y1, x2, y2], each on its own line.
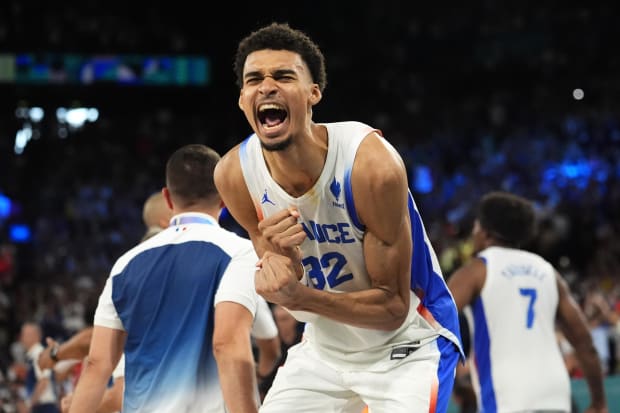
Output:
[239, 121, 462, 367]
[467, 246, 571, 412]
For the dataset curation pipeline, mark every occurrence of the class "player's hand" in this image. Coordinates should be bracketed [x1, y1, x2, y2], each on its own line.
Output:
[258, 207, 306, 261]
[256, 251, 302, 307]
[38, 337, 58, 370]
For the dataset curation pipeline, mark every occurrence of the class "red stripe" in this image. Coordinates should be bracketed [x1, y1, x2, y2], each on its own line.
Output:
[428, 374, 439, 413]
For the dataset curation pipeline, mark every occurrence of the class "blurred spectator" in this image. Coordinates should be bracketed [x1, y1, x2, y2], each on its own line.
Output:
[582, 282, 619, 375]
[18, 322, 60, 413]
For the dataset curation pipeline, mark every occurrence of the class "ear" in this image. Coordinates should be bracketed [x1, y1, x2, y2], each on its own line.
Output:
[162, 187, 173, 210]
[308, 84, 322, 106]
[238, 91, 244, 111]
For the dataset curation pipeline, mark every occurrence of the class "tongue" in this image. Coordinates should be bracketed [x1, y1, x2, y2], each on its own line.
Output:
[265, 116, 282, 127]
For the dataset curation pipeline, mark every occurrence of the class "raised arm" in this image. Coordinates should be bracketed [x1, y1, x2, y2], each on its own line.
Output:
[555, 272, 607, 413]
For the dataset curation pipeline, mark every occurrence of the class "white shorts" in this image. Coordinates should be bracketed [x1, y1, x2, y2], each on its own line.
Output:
[260, 336, 459, 413]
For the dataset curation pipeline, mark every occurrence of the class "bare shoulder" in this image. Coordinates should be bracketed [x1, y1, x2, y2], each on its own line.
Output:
[350, 131, 409, 239]
[351, 132, 408, 206]
[214, 144, 243, 190]
[213, 143, 262, 240]
[354, 131, 407, 180]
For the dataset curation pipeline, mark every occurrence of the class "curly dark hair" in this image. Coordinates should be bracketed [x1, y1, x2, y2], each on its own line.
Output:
[477, 191, 537, 248]
[234, 22, 327, 93]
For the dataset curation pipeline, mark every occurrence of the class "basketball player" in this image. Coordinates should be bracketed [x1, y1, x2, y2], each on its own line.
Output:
[214, 22, 463, 412]
[447, 191, 607, 413]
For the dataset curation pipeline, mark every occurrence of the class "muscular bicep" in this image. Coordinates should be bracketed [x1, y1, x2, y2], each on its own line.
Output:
[363, 226, 412, 304]
[214, 147, 267, 255]
[353, 133, 409, 244]
[353, 133, 412, 304]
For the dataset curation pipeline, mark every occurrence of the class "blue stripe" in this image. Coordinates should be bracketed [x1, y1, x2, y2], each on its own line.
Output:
[435, 336, 460, 413]
[407, 192, 463, 358]
[170, 215, 215, 226]
[472, 297, 497, 413]
[343, 167, 364, 231]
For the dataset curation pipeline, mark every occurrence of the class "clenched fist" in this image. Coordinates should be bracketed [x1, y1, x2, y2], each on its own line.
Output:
[257, 207, 306, 271]
[256, 251, 303, 307]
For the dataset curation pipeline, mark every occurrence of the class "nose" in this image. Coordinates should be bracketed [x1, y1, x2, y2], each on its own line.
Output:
[258, 75, 278, 95]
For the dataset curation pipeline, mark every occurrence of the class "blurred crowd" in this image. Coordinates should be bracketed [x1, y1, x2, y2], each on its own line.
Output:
[1, 1, 620, 411]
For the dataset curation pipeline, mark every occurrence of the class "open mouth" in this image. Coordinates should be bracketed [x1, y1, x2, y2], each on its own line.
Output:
[257, 103, 288, 130]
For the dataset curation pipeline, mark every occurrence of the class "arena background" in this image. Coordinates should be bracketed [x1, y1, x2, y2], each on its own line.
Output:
[1, 1, 619, 411]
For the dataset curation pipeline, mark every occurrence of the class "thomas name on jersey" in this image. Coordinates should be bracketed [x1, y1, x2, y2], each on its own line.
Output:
[500, 264, 547, 280]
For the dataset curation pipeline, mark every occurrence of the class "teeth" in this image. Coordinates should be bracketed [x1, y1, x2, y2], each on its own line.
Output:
[258, 103, 285, 112]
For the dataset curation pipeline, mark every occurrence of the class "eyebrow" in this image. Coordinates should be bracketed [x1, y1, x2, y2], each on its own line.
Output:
[244, 69, 298, 79]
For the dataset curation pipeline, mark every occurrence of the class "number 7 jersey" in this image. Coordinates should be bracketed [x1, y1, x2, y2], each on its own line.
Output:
[465, 246, 571, 412]
[239, 121, 463, 368]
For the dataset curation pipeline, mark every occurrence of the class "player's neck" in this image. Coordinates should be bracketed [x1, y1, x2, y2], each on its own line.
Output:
[263, 125, 327, 197]
[172, 205, 220, 222]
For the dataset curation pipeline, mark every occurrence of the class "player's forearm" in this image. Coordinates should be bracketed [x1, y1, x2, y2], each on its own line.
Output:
[57, 343, 90, 362]
[561, 309, 607, 409]
[216, 347, 259, 413]
[576, 345, 607, 409]
[68, 361, 113, 413]
[288, 285, 409, 330]
[44, 329, 93, 368]
[61, 328, 94, 359]
[97, 377, 124, 413]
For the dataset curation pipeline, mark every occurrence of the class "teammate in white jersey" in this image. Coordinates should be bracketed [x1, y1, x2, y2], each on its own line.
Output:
[68, 144, 261, 413]
[214, 22, 463, 413]
[447, 191, 607, 413]
[47, 190, 278, 412]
